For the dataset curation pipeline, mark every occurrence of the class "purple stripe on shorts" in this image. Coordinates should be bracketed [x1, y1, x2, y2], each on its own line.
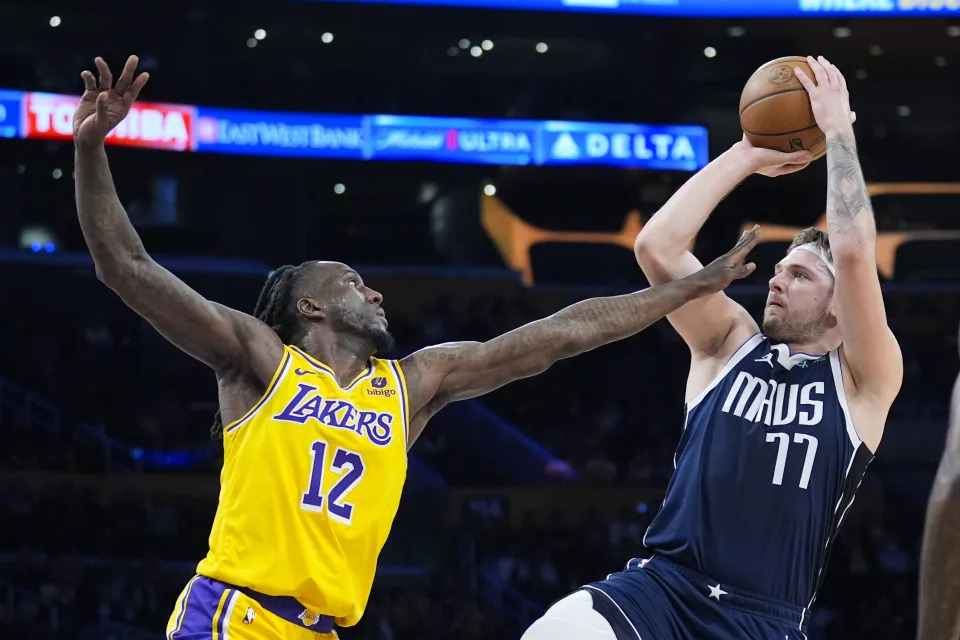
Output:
[171, 575, 229, 639]
[173, 575, 335, 637]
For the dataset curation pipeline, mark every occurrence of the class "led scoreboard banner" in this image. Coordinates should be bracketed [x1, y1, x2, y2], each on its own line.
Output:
[1, 89, 709, 171]
[304, 0, 960, 16]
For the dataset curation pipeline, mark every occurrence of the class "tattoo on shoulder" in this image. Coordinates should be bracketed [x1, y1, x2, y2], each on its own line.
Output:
[403, 343, 470, 382]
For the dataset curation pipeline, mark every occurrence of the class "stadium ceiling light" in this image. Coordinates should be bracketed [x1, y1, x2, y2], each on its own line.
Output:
[49, 16, 61, 27]
[536, 42, 548, 53]
[704, 46, 717, 58]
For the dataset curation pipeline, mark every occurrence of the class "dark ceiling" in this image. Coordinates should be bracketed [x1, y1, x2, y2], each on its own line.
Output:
[2, 1, 958, 132]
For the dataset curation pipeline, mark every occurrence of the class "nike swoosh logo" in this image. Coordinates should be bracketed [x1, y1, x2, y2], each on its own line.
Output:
[294, 368, 318, 376]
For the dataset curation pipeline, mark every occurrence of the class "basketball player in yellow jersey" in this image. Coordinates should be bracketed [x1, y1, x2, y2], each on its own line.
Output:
[73, 55, 775, 640]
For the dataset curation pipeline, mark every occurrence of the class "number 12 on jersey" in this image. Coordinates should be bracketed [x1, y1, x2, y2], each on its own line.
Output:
[766, 432, 818, 490]
[301, 440, 365, 524]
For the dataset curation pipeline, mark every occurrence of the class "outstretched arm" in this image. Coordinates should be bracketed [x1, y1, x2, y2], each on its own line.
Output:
[918, 364, 960, 640]
[74, 55, 281, 383]
[634, 139, 809, 358]
[400, 228, 761, 447]
[796, 57, 902, 438]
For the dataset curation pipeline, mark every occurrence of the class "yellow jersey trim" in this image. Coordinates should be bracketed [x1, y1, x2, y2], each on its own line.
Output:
[288, 345, 376, 390]
[388, 360, 411, 447]
[223, 349, 293, 434]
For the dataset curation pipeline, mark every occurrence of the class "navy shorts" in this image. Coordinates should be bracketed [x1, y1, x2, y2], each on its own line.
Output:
[582, 557, 809, 640]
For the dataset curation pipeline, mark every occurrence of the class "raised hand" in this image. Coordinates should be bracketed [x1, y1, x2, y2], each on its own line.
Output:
[694, 225, 761, 293]
[74, 55, 150, 148]
[794, 56, 856, 139]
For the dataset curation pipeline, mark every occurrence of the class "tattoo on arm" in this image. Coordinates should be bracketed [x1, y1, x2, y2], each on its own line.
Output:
[825, 134, 874, 238]
[404, 277, 705, 415]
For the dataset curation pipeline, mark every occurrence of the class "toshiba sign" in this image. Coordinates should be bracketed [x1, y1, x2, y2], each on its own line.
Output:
[25, 93, 195, 151]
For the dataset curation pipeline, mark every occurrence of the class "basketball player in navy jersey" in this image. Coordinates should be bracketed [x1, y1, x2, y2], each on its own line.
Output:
[918, 322, 960, 640]
[522, 56, 903, 640]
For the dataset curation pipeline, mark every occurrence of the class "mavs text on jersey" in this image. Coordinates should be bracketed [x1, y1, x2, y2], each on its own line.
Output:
[584, 333, 873, 639]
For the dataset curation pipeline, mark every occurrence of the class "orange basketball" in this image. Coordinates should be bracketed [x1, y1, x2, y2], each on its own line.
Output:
[739, 56, 825, 160]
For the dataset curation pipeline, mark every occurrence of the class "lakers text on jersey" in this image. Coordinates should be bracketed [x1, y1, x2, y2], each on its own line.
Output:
[195, 345, 410, 629]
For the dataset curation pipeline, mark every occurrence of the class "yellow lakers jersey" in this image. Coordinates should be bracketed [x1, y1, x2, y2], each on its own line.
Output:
[197, 345, 409, 627]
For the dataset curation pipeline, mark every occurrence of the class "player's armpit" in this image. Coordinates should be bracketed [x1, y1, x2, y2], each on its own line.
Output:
[104, 257, 284, 384]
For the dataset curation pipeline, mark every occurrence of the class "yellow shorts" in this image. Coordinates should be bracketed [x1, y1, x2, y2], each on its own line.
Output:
[166, 575, 338, 640]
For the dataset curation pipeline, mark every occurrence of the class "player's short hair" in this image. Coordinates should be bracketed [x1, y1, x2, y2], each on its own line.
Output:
[787, 227, 836, 289]
[787, 227, 833, 265]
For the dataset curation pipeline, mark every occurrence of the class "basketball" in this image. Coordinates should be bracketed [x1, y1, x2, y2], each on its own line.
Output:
[739, 56, 825, 159]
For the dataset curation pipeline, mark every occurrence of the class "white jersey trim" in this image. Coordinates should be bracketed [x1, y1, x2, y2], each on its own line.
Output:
[686, 333, 765, 412]
[828, 350, 863, 449]
[221, 589, 241, 639]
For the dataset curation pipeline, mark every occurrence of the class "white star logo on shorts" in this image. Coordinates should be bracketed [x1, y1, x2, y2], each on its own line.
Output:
[708, 584, 728, 601]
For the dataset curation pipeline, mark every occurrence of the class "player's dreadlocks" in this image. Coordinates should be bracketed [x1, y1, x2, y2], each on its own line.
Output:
[210, 265, 302, 439]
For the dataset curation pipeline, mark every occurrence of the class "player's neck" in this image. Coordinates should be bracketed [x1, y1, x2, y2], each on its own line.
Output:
[296, 330, 374, 386]
[783, 332, 841, 357]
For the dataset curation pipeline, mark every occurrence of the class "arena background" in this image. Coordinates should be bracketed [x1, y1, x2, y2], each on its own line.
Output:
[2, 1, 959, 638]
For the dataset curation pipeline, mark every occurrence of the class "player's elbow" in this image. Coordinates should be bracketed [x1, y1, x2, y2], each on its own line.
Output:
[634, 231, 666, 268]
[518, 341, 579, 379]
[94, 253, 150, 293]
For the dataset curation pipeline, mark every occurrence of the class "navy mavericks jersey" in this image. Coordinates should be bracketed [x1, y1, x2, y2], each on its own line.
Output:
[642, 333, 874, 609]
